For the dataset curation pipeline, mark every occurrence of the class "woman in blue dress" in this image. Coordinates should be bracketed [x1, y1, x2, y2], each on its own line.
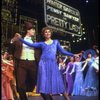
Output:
[15, 27, 81, 100]
[81, 49, 99, 96]
[58, 57, 67, 91]
[69, 55, 87, 96]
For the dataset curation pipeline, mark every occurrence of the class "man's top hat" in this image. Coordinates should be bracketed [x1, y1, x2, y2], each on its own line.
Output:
[24, 21, 34, 30]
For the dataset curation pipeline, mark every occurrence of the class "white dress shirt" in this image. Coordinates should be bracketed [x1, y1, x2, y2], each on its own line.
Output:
[20, 36, 35, 60]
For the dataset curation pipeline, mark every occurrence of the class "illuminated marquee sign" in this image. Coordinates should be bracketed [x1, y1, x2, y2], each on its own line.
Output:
[44, 0, 82, 36]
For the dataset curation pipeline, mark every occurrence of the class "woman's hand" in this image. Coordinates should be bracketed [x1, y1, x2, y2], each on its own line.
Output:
[74, 50, 84, 57]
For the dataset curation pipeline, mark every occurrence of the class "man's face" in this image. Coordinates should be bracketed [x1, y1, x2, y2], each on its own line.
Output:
[28, 29, 35, 37]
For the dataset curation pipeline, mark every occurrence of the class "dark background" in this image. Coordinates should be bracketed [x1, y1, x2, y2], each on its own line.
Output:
[2, 0, 99, 53]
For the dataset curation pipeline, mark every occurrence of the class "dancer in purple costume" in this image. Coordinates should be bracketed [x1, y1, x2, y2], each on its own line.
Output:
[63, 56, 74, 95]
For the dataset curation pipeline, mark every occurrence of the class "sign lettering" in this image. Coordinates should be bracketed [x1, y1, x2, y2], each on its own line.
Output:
[44, 0, 82, 36]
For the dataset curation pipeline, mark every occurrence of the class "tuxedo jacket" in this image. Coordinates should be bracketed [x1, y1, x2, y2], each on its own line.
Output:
[8, 37, 41, 63]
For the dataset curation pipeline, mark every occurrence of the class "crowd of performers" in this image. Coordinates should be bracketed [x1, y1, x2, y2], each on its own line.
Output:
[1, 24, 99, 100]
[59, 46, 99, 97]
[1, 45, 99, 100]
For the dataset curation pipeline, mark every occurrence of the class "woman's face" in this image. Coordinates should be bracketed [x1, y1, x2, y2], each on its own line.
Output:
[70, 57, 74, 62]
[43, 29, 51, 39]
[3, 52, 8, 59]
[75, 56, 80, 61]
[87, 53, 92, 58]
[59, 58, 63, 63]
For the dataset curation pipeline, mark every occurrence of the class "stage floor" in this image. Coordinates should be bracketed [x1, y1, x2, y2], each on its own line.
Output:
[16, 95, 98, 100]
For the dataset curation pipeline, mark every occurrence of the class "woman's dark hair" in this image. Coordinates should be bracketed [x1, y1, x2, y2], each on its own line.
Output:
[87, 52, 92, 55]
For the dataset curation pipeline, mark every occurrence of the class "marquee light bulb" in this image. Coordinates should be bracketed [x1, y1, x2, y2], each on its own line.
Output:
[73, 40, 75, 42]
[84, 37, 86, 40]
[86, 0, 88, 3]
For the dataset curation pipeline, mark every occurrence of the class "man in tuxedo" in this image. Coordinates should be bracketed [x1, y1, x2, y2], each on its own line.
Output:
[9, 22, 40, 100]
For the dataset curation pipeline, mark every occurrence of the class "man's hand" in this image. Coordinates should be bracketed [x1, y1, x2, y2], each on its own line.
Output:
[14, 33, 21, 38]
[11, 33, 21, 42]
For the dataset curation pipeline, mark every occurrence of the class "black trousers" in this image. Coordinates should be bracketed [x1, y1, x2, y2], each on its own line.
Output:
[14, 59, 38, 100]
[41, 93, 53, 100]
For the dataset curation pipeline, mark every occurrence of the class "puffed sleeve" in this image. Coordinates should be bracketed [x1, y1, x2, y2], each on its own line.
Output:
[57, 40, 74, 56]
[20, 38, 42, 48]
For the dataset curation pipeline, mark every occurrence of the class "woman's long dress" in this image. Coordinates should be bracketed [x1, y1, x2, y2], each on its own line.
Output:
[2, 61, 14, 100]
[20, 39, 74, 94]
[81, 58, 99, 96]
[66, 62, 74, 94]
[72, 62, 83, 95]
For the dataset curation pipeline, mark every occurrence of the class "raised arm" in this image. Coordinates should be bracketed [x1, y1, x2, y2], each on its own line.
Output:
[57, 40, 74, 56]
[91, 62, 99, 71]
[80, 60, 88, 71]
[63, 56, 68, 63]
[63, 64, 70, 74]
[20, 38, 42, 48]
[2, 59, 13, 66]
[81, 60, 87, 64]
[69, 63, 75, 75]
